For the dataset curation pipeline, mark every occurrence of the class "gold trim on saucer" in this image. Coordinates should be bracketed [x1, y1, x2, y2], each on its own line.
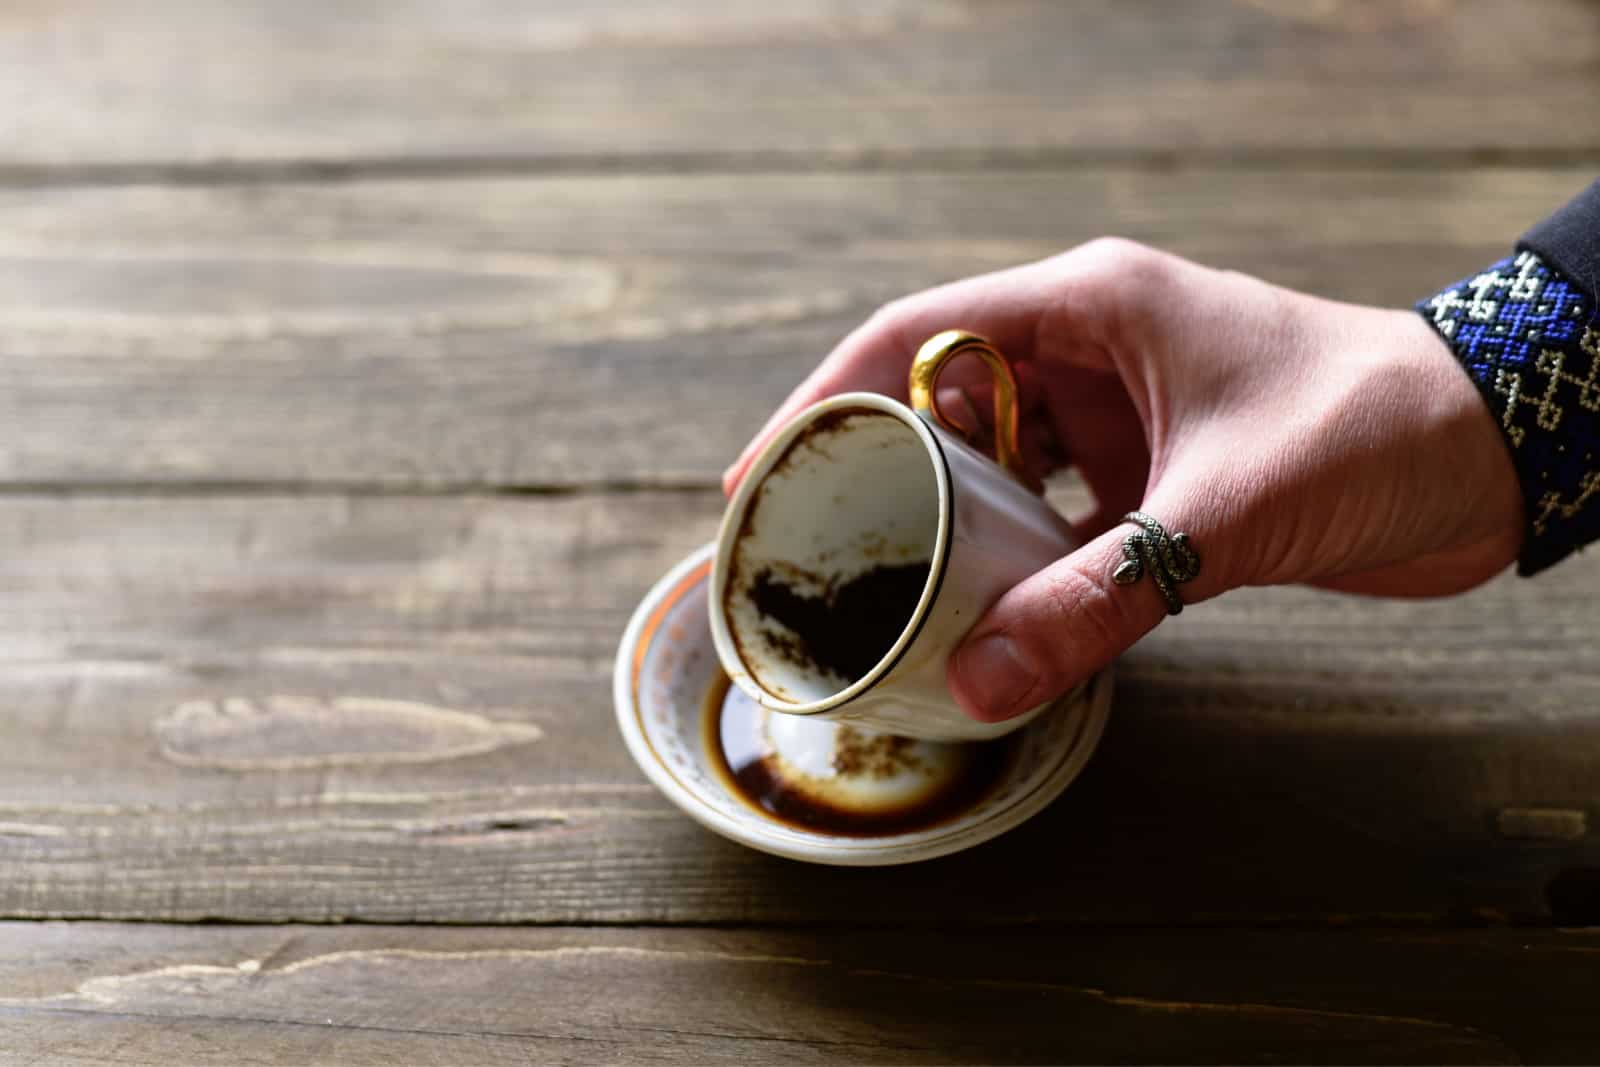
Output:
[630, 558, 712, 785]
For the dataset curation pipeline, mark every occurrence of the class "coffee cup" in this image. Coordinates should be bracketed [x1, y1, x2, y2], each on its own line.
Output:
[709, 330, 1082, 742]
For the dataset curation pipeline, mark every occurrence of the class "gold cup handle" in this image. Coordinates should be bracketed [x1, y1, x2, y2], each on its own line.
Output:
[908, 330, 1026, 480]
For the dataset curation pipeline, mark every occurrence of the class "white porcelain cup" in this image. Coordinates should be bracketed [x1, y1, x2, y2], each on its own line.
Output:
[709, 331, 1083, 742]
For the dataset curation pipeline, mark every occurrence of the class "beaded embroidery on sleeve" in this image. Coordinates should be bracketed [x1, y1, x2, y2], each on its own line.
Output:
[1418, 250, 1600, 574]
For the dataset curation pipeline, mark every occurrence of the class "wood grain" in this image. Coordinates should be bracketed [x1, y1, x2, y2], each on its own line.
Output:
[7, 2, 1597, 1061]
[0, 491, 1595, 924]
[0, 167, 1588, 488]
[6, 922, 1600, 1064]
[2, 0, 1598, 172]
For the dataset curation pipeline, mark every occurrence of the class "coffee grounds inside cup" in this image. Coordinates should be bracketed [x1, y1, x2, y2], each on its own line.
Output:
[749, 560, 931, 685]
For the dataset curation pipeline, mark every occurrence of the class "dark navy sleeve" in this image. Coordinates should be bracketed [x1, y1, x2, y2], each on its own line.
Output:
[1417, 180, 1600, 575]
[1522, 179, 1600, 300]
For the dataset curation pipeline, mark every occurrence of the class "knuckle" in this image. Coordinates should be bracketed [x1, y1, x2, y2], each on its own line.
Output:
[873, 290, 937, 331]
[1074, 237, 1171, 287]
[868, 294, 913, 327]
[862, 294, 926, 352]
[1077, 235, 1147, 265]
[1059, 238, 1182, 339]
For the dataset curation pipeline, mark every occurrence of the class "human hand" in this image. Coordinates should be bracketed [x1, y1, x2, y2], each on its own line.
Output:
[723, 240, 1524, 723]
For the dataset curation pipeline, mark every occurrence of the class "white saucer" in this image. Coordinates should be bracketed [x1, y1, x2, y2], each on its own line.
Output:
[613, 544, 1113, 866]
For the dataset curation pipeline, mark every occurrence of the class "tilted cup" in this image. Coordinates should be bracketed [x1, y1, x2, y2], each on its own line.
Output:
[709, 331, 1081, 742]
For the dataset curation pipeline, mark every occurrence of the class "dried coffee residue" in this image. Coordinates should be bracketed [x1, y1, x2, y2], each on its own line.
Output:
[832, 725, 924, 778]
[750, 560, 931, 684]
[704, 670, 1023, 838]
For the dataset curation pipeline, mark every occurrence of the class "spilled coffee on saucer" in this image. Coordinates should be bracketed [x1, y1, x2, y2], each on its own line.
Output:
[704, 670, 1018, 837]
[707, 558, 1017, 837]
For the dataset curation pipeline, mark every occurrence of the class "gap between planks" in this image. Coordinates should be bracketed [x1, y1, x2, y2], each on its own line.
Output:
[2, 147, 1600, 191]
[0, 480, 720, 498]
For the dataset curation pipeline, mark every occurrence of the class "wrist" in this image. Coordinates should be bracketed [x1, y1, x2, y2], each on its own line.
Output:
[1418, 250, 1600, 574]
[1395, 308, 1525, 555]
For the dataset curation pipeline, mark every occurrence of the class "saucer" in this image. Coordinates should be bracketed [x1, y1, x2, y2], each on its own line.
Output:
[613, 545, 1113, 866]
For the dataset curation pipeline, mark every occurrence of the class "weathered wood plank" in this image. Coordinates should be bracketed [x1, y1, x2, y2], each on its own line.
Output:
[0, 492, 1597, 923]
[2, 0, 1597, 170]
[0, 167, 1588, 487]
[5, 923, 1600, 1064]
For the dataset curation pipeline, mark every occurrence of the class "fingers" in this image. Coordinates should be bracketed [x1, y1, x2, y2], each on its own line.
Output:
[946, 526, 1168, 722]
[721, 247, 1136, 497]
[1035, 359, 1149, 522]
[721, 265, 1048, 496]
[934, 362, 1068, 484]
[948, 489, 1229, 722]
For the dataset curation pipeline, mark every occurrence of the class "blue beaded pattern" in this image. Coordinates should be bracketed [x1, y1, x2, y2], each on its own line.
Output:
[1418, 250, 1600, 574]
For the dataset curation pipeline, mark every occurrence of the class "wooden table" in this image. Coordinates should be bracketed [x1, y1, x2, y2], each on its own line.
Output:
[2, 2, 1599, 1062]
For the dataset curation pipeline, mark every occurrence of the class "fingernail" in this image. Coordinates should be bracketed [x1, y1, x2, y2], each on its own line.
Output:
[954, 634, 1037, 721]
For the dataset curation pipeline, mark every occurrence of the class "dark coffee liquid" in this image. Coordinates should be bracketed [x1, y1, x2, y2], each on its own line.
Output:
[703, 671, 1019, 837]
[749, 560, 932, 684]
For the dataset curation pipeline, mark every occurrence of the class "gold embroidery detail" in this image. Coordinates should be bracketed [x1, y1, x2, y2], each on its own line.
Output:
[1533, 491, 1562, 536]
[1533, 470, 1600, 536]
[1495, 326, 1600, 441]
[1492, 369, 1526, 446]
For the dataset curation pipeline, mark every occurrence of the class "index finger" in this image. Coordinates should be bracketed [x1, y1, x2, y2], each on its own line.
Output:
[721, 257, 1072, 496]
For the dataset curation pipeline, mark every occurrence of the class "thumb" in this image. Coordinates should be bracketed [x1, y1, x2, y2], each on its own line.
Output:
[947, 503, 1223, 722]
